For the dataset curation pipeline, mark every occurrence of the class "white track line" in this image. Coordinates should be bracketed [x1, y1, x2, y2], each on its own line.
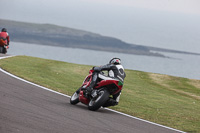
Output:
[0, 55, 16, 59]
[0, 69, 70, 98]
[0, 56, 185, 133]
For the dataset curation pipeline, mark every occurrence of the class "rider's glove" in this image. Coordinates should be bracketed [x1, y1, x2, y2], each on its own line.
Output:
[93, 67, 101, 72]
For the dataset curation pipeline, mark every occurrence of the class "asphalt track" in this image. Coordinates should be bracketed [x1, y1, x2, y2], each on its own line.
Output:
[0, 54, 184, 133]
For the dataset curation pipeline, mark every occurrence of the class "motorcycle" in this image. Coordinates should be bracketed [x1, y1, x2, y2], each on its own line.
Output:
[0, 38, 9, 54]
[70, 69, 123, 111]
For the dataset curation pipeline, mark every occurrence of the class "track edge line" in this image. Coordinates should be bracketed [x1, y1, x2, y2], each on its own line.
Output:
[0, 55, 185, 133]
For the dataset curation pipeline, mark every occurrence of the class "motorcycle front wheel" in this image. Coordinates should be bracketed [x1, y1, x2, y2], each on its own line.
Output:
[70, 91, 80, 105]
[88, 89, 109, 111]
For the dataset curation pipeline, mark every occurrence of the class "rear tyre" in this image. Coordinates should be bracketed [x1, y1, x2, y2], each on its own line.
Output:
[88, 89, 109, 111]
[70, 91, 80, 105]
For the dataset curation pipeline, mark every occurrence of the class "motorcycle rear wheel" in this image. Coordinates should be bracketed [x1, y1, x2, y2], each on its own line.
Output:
[88, 89, 109, 111]
[70, 92, 79, 105]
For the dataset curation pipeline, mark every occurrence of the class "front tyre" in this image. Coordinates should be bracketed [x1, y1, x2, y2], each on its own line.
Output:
[88, 89, 109, 111]
[70, 91, 80, 105]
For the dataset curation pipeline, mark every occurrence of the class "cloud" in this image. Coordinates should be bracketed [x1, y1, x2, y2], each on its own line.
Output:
[82, 0, 200, 15]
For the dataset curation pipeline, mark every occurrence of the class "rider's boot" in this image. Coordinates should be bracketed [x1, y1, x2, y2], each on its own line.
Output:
[86, 72, 98, 94]
[103, 98, 118, 107]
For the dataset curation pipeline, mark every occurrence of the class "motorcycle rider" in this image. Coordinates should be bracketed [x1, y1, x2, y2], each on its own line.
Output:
[86, 57, 126, 107]
[0, 28, 10, 53]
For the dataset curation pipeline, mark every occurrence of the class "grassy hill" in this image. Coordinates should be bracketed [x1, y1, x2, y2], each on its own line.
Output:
[0, 56, 200, 132]
[1, 19, 161, 56]
[2, 19, 200, 57]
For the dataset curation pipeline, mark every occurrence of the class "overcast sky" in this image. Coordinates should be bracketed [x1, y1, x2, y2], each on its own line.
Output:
[0, 0, 200, 53]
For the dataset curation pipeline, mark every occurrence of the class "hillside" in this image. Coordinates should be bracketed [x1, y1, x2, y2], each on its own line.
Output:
[1, 19, 200, 57]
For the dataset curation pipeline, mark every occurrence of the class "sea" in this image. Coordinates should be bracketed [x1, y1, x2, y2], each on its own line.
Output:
[7, 42, 200, 80]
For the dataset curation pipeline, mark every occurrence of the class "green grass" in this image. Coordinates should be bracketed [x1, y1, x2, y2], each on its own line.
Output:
[0, 56, 200, 133]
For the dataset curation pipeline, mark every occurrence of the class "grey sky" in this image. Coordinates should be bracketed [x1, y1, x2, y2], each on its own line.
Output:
[0, 0, 200, 53]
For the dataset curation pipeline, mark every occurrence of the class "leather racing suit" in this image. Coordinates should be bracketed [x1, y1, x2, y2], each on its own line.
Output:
[89, 63, 126, 107]
[0, 31, 10, 46]
[0, 31, 10, 53]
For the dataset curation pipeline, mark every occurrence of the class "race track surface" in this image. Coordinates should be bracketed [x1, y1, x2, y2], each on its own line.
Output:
[0, 55, 183, 133]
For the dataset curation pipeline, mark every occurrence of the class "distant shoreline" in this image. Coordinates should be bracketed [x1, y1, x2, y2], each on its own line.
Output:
[1, 19, 200, 58]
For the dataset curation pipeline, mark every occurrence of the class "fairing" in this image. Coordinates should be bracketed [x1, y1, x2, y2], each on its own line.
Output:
[79, 69, 123, 104]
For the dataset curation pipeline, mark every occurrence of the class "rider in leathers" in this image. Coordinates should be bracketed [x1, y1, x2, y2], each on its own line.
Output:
[86, 58, 126, 107]
[0, 28, 10, 53]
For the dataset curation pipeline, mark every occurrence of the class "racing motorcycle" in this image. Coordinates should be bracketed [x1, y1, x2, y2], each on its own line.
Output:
[70, 69, 123, 111]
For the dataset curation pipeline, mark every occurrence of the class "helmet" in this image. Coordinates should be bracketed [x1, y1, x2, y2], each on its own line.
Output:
[109, 58, 121, 65]
[1, 28, 7, 32]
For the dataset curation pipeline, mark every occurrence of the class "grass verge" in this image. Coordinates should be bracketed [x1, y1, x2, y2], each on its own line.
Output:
[0, 56, 200, 132]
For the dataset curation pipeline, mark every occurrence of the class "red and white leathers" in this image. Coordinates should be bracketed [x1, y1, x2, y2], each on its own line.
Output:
[0, 31, 10, 46]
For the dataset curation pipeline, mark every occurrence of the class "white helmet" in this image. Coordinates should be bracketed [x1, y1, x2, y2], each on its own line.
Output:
[109, 58, 121, 65]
